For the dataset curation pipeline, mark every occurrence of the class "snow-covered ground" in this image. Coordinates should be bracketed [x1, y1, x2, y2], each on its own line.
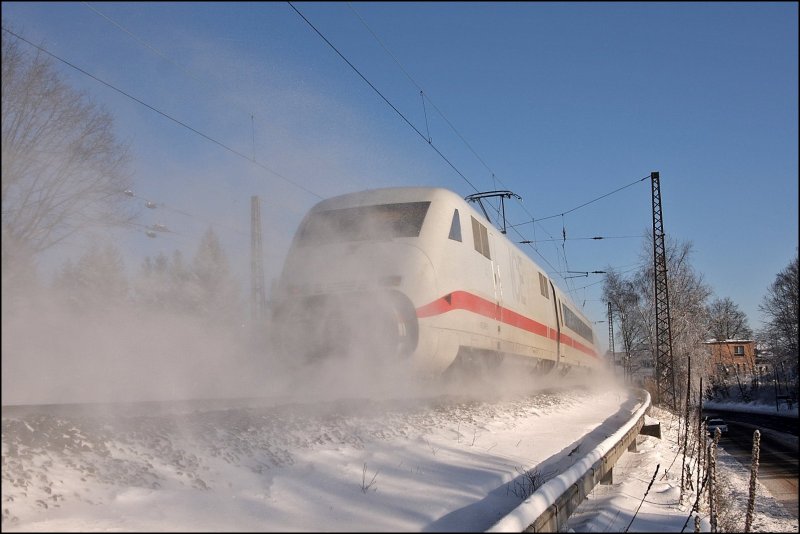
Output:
[568, 404, 799, 533]
[0, 381, 628, 532]
[704, 399, 799, 418]
[2, 383, 797, 532]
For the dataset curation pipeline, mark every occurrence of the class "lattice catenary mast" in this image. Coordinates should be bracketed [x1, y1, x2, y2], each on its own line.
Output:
[651, 172, 676, 409]
[607, 301, 616, 376]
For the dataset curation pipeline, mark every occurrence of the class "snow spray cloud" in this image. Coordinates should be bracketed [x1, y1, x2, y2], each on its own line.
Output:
[266, 193, 612, 404]
[2, 242, 251, 406]
[267, 201, 431, 402]
[0, 23, 411, 408]
[1, 13, 594, 408]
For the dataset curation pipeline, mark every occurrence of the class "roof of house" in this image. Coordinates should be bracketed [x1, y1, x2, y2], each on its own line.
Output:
[702, 339, 754, 344]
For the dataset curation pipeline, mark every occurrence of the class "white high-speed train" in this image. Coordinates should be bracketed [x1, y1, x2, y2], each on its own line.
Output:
[271, 187, 602, 376]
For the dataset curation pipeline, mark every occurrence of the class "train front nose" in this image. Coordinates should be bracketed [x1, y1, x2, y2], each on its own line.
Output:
[276, 290, 419, 364]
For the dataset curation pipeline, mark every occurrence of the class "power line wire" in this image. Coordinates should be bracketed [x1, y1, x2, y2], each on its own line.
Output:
[6, 19, 640, 298]
[2, 26, 323, 200]
[122, 190, 249, 238]
[571, 264, 644, 292]
[347, 2, 508, 223]
[347, 2, 496, 177]
[500, 173, 649, 287]
[7, 18, 572, 294]
[506, 223, 571, 289]
[81, 2, 202, 82]
[509, 175, 651, 228]
[295, 4, 646, 290]
[518, 234, 644, 244]
[288, 2, 481, 195]
[301, 3, 544, 265]
[297, 3, 580, 275]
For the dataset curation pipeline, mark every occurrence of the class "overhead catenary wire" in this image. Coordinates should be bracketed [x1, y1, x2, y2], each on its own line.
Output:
[294, 4, 579, 285]
[504, 175, 646, 298]
[507, 224, 570, 290]
[346, 2, 505, 224]
[1, 27, 323, 201]
[519, 234, 644, 244]
[347, 2, 496, 175]
[288, 2, 481, 196]
[122, 190, 250, 238]
[8, 13, 598, 312]
[80, 5, 380, 197]
[82, 2, 291, 177]
[8, 14, 634, 307]
[571, 264, 644, 292]
[81, 2, 202, 83]
[297, 2, 597, 288]
[503, 173, 649, 296]
[508, 174, 651, 229]
[128, 220, 183, 237]
[364, 9, 649, 302]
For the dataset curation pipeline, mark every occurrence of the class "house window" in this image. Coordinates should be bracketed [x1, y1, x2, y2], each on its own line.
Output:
[734, 345, 744, 356]
[448, 209, 462, 242]
[471, 216, 491, 259]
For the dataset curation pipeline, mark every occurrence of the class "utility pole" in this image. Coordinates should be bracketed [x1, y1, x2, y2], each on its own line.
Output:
[651, 171, 677, 410]
[250, 195, 267, 323]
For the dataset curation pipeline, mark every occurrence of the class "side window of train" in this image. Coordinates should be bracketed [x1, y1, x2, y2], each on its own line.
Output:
[448, 209, 462, 242]
[538, 272, 550, 299]
[471, 216, 491, 259]
[562, 302, 594, 343]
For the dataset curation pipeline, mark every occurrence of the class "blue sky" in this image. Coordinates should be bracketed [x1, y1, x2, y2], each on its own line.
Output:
[3, 2, 797, 348]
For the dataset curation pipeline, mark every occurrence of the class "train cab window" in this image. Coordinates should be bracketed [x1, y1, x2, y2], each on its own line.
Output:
[296, 201, 430, 246]
[448, 209, 462, 242]
[471, 216, 491, 259]
[538, 272, 549, 299]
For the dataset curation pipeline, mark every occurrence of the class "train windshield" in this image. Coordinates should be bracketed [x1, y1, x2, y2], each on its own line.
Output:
[297, 201, 431, 246]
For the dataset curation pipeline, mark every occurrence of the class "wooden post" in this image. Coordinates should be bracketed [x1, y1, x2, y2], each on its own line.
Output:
[744, 430, 761, 532]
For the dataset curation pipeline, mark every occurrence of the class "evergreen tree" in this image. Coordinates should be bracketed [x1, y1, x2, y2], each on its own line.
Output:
[133, 251, 171, 311]
[190, 227, 241, 323]
[54, 241, 128, 311]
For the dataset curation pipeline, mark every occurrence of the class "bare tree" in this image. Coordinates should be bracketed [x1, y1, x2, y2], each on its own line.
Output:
[635, 236, 712, 404]
[759, 254, 799, 368]
[603, 268, 649, 379]
[2, 30, 134, 266]
[604, 233, 712, 405]
[707, 297, 753, 341]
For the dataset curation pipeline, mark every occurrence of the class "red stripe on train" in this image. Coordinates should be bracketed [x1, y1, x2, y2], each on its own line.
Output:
[415, 291, 598, 358]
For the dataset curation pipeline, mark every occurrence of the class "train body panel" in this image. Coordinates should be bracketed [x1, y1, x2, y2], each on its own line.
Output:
[272, 187, 602, 376]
